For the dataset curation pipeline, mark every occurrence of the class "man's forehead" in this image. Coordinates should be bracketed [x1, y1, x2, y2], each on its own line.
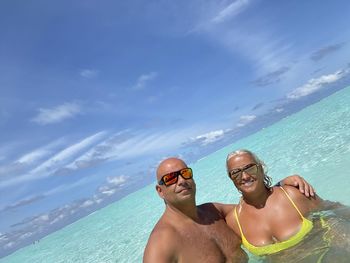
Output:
[157, 158, 187, 178]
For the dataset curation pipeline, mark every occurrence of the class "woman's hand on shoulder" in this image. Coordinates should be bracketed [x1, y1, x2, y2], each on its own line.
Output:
[280, 175, 315, 197]
[280, 185, 322, 213]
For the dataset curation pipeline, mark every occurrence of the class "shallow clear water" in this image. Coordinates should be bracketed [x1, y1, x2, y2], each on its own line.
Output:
[2, 86, 350, 262]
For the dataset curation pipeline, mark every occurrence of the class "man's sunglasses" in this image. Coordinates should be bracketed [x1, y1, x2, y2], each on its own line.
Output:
[228, 163, 259, 181]
[158, 168, 193, 186]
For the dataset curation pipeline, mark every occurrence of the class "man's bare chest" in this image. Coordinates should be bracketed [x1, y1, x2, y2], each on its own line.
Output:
[177, 220, 242, 261]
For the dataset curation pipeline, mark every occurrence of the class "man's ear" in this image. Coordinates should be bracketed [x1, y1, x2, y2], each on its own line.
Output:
[156, 185, 164, 199]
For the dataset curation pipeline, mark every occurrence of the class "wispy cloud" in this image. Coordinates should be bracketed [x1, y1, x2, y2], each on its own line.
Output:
[287, 68, 350, 100]
[192, 2, 293, 73]
[64, 128, 197, 171]
[1, 175, 129, 254]
[16, 139, 65, 166]
[251, 102, 264, 111]
[252, 66, 290, 87]
[0, 132, 107, 188]
[310, 43, 345, 61]
[30, 131, 106, 175]
[132, 72, 158, 90]
[80, 69, 99, 79]
[17, 149, 50, 165]
[211, 0, 251, 24]
[237, 115, 256, 127]
[1, 127, 195, 190]
[0, 195, 45, 212]
[45, 176, 98, 196]
[31, 102, 81, 125]
[1, 176, 97, 212]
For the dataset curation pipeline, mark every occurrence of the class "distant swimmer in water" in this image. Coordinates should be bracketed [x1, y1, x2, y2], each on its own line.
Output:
[222, 149, 350, 262]
[143, 157, 314, 263]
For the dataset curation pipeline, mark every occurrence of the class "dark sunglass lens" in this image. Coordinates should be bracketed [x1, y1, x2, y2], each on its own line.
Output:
[234, 172, 243, 181]
[230, 170, 241, 177]
[245, 164, 258, 174]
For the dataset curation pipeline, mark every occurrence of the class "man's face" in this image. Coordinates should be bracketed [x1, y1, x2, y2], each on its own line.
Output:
[156, 158, 196, 205]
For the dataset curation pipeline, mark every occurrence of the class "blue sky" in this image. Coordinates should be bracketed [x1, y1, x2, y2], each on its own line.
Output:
[1, 0, 350, 257]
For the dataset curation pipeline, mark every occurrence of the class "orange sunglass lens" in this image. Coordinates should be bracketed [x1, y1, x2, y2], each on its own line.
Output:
[181, 168, 192, 179]
[163, 173, 177, 186]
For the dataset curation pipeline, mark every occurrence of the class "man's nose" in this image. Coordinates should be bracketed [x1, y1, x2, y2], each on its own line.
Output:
[177, 174, 186, 184]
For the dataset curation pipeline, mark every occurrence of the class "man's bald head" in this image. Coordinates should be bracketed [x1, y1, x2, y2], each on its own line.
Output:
[156, 157, 188, 182]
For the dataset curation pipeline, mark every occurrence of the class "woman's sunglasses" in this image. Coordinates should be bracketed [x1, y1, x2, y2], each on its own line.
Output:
[158, 168, 193, 187]
[228, 163, 259, 181]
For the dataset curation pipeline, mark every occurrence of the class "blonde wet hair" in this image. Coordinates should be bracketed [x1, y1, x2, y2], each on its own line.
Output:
[226, 149, 272, 188]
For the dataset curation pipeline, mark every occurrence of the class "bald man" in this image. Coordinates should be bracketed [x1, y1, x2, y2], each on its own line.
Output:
[143, 157, 314, 263]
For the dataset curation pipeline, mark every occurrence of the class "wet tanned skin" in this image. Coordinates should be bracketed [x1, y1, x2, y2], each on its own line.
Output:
[143, 158, 247, 263]
[225, 152, 321, 247]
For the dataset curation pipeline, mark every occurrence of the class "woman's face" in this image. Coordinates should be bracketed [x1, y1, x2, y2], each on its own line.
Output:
[227, 153, 264, 194]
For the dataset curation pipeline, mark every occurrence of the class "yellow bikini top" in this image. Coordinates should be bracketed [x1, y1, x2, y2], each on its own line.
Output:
[234, 187, 313, 256]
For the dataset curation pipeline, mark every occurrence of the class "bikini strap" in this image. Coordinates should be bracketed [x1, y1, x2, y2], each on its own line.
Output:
[279, 186, 304, 218]
[234, 206, 244, 237]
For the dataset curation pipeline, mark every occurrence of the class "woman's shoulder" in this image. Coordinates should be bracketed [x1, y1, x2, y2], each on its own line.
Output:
[274, 185, 322, 213]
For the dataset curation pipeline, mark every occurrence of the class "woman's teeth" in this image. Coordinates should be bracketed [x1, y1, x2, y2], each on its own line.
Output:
[242, 180, 254, 186]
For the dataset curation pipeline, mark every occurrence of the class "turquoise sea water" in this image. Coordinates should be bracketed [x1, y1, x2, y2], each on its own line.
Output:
[2, 86, 350, 262]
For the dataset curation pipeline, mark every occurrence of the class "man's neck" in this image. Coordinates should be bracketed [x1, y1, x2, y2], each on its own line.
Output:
[166, 200, 199, 221]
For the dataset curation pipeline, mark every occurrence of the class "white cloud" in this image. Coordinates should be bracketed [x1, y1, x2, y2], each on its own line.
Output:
[80, 200, 94, 208]
[194, 130, 225, 146]
[80, 69, 99, 79]
[100, 188, 117, 196]
[96, 175, 129, 197]
[133, 72, 158, 90]
[106, 175, 128, 186]
[237, 115, 256, 127]
[212, 0, 250, 24]
[275, 108, 284, 113]
[287, 68, 350, 100]
[33, 214, 49, 223]
[32, 102, 81, 125]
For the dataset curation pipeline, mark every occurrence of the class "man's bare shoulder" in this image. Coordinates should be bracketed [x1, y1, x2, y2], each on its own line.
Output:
[143, 220, 179, 263]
